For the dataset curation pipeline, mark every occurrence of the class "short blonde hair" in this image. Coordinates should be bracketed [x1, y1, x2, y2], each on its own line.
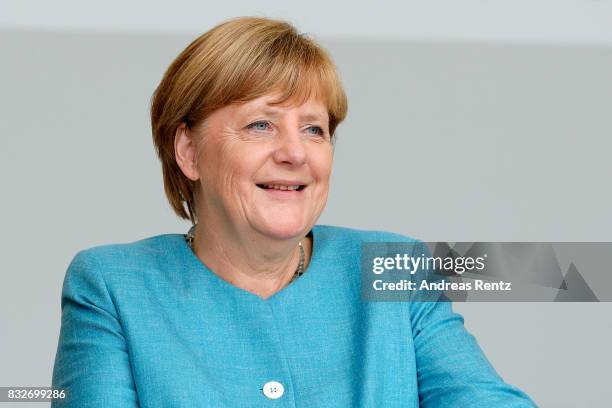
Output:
[151, 16, 348, 224]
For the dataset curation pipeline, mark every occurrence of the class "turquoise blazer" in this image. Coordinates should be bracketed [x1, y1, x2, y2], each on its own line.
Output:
[51, 225, 537, 407]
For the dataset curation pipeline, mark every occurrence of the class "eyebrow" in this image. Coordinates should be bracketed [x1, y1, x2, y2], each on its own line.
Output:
[250, 108, 327, 123]
[301, 113, 327, 122]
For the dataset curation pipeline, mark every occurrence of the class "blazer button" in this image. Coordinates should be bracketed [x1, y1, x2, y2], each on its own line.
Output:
[262, 380, 284, 399]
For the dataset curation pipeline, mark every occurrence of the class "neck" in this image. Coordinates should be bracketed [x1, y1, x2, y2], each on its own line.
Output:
[190, 218, 308, 300]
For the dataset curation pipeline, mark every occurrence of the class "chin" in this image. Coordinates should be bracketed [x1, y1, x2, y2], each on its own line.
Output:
[258, 216, 308, 240]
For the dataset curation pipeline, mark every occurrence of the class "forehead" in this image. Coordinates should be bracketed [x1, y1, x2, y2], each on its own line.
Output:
[236, 93, 328, 119]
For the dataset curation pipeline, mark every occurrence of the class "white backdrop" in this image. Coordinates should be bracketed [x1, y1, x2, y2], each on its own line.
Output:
[2, 2, 611, 407]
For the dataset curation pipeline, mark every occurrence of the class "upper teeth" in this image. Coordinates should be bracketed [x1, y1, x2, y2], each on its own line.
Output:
[263, 184, 300, 191]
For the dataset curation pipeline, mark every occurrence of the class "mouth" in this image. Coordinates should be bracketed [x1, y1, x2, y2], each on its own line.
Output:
[256, 183, 307, 191]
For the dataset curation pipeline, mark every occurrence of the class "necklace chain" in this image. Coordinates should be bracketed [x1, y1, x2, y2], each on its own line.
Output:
[185, 225, 305, 283]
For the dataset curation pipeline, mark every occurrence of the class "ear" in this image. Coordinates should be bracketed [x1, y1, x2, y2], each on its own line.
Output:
[174, 123, 200, 181]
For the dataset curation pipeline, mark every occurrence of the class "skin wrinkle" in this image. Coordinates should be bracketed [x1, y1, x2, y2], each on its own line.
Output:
[179, 92, 333, 299]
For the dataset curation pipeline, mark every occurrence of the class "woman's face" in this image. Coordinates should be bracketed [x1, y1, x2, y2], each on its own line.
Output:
[193, 92, 333, 240]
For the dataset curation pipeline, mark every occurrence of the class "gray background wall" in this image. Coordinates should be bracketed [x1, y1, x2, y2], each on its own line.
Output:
[1, 2, 611, 407]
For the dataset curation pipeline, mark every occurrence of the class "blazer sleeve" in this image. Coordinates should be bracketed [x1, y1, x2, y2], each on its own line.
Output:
[408, 243, 538, 407]
[51, 250, 139, 407]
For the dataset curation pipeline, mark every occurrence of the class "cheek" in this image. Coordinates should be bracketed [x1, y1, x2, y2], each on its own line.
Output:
[311, 147, 334, 183]
[214, 142, 270, 193]
[198, 134, 240, 177]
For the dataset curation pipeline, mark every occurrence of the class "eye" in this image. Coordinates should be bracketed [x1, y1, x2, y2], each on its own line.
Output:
[305, 125, 325, 136]
[246, 120, 272, 132]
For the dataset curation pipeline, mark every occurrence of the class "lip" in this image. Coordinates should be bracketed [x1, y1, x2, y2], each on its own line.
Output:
[256, 180, 308, 186]
[255, 180, 308, 198]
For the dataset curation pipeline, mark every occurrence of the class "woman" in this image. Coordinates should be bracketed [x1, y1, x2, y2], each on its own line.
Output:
[51, 16, 537, 407]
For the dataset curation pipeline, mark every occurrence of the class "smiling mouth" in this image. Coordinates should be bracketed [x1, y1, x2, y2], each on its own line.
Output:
[256, 184, 307, 191]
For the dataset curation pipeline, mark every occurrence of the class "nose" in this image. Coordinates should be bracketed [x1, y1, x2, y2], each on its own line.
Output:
[272, 128, 307, 166]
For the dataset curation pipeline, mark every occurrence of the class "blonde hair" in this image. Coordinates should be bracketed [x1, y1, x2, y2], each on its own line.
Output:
[150, 16, 348, 224]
